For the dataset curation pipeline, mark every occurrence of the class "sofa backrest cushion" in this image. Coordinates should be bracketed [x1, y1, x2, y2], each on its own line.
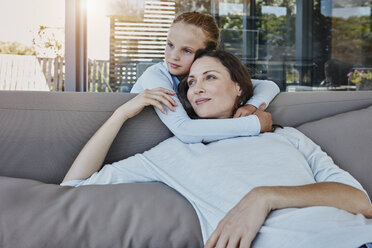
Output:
[0, 92, 172, 184]
[1, 90, 372, 184]
[297, 105, 372, 199]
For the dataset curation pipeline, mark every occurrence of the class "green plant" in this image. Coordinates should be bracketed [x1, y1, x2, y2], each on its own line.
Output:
[347, 69, 372, 84]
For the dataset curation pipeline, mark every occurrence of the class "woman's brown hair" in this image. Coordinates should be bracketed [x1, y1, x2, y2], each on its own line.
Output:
[172, 11, 219, 50]
[178, 49, 254, 119]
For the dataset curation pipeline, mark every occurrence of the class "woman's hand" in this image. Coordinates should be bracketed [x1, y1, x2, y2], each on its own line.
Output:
[117, 87, 177, 119]
[204, 188, 271, 248]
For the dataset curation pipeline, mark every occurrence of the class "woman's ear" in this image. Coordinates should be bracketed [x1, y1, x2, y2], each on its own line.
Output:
[235, 83, 242, 96]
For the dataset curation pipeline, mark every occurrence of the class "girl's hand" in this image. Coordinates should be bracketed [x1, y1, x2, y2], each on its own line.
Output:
[233, 104, 257, 118]
[204, 188, 271, 248]
[118, 87, 177, 119]
[233, 103, 266, 118]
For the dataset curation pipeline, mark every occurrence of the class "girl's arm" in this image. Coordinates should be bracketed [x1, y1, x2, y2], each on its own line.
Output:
[233, 79, 280, 117]
[247, 79, 280, 109]
[62, 88, 176, 183]
[132, 64, 278, 143]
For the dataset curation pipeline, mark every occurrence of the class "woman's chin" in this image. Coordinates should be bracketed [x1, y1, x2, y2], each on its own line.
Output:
[195, 111, 224, 119]
[195, 111, 211, 119]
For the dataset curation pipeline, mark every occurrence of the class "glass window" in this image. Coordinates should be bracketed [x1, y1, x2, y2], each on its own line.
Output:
[213, 0, 372, 91]
[85, 0, 371, 92]
[87, 0, 176, 92]
[0, 0, 65, 91]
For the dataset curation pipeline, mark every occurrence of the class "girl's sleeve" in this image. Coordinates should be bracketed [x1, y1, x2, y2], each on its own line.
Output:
[131, 66, 272, 143]
[277, 127, 367, 194]
[246, 79, 280, 109]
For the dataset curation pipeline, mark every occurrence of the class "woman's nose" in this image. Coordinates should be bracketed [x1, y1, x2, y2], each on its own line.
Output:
[193, 82, 205, 94]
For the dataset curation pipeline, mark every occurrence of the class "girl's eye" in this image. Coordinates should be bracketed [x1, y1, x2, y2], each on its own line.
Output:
[167, 42, 173, 48]
[184, 49, 191, 54]
[206, 75, 216, 80]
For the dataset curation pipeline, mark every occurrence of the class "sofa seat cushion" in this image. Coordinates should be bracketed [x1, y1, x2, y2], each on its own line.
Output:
[0, 177, 203, 248]
[296, 105, 372, 199]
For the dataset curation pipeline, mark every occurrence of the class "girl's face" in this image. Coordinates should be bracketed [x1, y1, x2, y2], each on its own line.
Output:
[165, 22, 207, 76]
[186, 56, 242, 119]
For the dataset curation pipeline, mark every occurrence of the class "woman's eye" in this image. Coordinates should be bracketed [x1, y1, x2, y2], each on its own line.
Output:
[206, 75, 216, 80]
[187, 80, 195, 86]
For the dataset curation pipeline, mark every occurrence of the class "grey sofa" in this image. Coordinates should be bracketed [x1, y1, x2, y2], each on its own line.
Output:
[0, 90, 372, 248]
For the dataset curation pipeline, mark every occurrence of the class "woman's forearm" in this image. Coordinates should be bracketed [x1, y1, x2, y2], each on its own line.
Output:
[62, 109, 128, 183]
[61, 88, 176, 184]
[256, 182, 372, 218]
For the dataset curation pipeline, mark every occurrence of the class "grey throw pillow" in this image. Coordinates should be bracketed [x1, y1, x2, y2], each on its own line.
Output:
[0, 177, 203, 248]
[296, 105, 372, 199]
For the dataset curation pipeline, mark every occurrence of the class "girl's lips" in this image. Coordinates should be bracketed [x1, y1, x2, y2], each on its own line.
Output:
[195, 98, 211, 105]
[169, 63, 180, 69]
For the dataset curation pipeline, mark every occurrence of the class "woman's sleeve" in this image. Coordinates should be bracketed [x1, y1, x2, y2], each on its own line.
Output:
[60, 156, 156, 187]
[131, 67, 262, 143]
[246, 79, 280, 109]
[279, 127, 367, 193]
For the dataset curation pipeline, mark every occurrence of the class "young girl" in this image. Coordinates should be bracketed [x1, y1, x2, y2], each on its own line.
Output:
[131, 11, 280, 143]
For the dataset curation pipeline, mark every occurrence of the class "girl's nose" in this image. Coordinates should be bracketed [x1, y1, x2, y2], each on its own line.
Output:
[171, 50, 180, 61]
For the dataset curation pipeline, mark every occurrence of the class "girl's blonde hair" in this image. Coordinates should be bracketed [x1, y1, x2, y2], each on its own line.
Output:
[172, 11, 220, 50]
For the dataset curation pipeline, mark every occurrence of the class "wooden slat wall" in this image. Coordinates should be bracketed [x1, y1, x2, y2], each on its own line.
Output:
[88, 59, 112, 92]
[0, 54, 65, 91]
[109, 1, 175, 91]
[0, 54, 115, 92]
[0, 54, 48, 91]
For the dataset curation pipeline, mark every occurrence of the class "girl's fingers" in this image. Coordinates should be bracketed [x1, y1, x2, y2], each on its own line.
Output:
[233, 109, 243, 118]
[259, 103, 266, 111]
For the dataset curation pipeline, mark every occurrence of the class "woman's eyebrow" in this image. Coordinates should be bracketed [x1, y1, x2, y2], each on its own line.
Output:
[203, 70, 219, 75]
[188, 70, 219, 79]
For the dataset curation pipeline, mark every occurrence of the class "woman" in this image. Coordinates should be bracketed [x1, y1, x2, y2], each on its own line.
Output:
[62, 50, 372, 248]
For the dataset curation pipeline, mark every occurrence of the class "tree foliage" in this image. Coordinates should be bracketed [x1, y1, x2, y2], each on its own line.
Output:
[174, 0, 210, 13]
[0, 41, 36, 56]
[32, 25, 64, 58]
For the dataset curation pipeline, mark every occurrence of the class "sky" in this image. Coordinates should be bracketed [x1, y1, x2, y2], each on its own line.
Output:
[0, 0, 111, 60]
[0, 0, 65, 45]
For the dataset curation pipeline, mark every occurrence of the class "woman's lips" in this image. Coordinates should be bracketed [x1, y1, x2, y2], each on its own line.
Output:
[195, 98, 211, 105]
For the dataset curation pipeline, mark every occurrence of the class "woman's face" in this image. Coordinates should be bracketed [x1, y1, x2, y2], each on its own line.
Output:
[186, 56, 242, 119]
[164, 22, 207, 76]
